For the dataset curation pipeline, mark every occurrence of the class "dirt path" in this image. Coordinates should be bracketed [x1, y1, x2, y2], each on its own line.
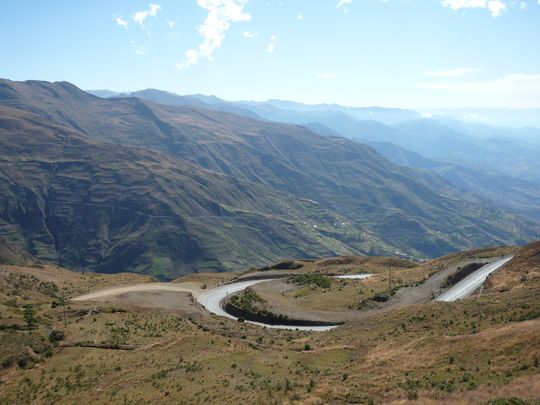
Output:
[72, 282, 203, 302]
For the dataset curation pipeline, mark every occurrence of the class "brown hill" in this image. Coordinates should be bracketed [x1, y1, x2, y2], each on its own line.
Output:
[486, 241, 540, 292]
[0, 235, 36, 266]
[1, 78, 539, 277]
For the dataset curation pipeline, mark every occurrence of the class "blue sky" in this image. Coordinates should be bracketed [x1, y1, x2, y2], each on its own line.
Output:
[1, 0, 539, 108]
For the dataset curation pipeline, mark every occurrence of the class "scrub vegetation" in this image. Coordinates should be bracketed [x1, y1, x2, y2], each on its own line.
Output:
[0, 243, 538, 403]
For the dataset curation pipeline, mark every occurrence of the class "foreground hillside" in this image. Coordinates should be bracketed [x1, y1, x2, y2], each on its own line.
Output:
[1, 79, 539, 277]
[0, 243, 538, 404]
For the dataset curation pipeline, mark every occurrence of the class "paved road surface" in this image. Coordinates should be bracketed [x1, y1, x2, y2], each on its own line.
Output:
[197, 274, 372, 331]
[434, 256, 513, 302]
[198, 279, 268, 320]
[335, 274, 372, 280]
[74, 274, 372, 331]
[199, 279, 345, 331]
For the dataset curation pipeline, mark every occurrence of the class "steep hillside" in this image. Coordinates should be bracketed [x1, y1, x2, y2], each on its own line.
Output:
[367, 141, 540, 220]
[0, 107, 371, 277]
[1, 79, 539, 277]
[485, 241, 540, 292]
[111, 86, 540, 217]
[0, 236, 36, 266]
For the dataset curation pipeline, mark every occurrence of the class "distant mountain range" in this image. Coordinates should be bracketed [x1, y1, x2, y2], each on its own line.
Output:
[94, 88, 540, 218]
[0, 79, 538, 278]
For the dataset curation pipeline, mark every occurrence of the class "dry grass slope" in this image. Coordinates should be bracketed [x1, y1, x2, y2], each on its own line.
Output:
[0, 244, 538, 404]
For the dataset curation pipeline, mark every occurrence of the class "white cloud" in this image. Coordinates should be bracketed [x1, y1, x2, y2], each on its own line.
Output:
[317, 72, 339, 79]
[297, 13, 304, 20]
[487, 0, 506, 16]
[419, 73, 540, 93]
[178, 0, 251, 69]
[441, 0, 507, 17]
[425, 67, 483, 78]
[135, 46, 149, 56]
[185, 49, 199, 65]
[520, 2, 527, 10]
[115, 16, 129, 28]
[266, 34, 276, 54]
[167, 20, 175, 28]
[133, 3, 161, 25]
[337, 0, 352, 8]
[243, 31, 258, 38]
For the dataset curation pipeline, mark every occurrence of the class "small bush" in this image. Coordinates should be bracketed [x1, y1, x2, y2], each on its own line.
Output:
[16, 354, 32, 369]
[288, 274, 331, 289]
[49, 330, 65, 343]
[1, 356, 15, 369]
[230, 289, 266, 311]
[23, 305, 38, 329]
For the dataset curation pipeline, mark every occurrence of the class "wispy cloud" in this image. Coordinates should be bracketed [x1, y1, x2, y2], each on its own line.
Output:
[297, 13, 304, 20]
[419, 73, 540, 92]
[135, 46, 149, 56]
[115, 16, 129, 29]
[425, 67, 483, 78]
[177, 0, 251, 69]
[167, 20, 175, 28]
[441, 0, 507, 17]
[266, 34, 276, 54]
[243, 31, 258, 38]
[133, 3, 161, 25]
[337, 0, 352, 8]
[317, 72, 339, 79]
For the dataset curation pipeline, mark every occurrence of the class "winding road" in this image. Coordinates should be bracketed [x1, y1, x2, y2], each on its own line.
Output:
[74, 274, 373, 331]
[198, 278, 344, 331]
[72, 255, 514, 331]
[434, 256, 513, 302]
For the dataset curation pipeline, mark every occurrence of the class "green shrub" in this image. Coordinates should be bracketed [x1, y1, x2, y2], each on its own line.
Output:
[23, 304, 38, 329]
[230, 289, 266, 311]
[288, 274, 331, 289]
[1, 355, 15, 369]
[49, 330, 65, 343]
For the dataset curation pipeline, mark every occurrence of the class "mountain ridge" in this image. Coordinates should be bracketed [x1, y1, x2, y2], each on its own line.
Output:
[1, 78, 539, 278]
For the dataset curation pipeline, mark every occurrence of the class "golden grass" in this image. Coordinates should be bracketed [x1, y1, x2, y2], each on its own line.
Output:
[0, 244, 538, 404]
